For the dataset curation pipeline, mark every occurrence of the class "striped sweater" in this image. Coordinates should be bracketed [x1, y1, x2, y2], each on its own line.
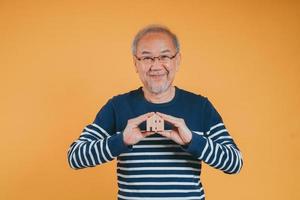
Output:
[67, 86, 243, 200]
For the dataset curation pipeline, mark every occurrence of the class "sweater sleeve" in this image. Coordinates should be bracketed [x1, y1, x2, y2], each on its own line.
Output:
[67, 98, 132, 170]
[183, 97, 243, 174]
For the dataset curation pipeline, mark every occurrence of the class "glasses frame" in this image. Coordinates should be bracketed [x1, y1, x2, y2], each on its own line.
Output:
[134, 52, 178, 65]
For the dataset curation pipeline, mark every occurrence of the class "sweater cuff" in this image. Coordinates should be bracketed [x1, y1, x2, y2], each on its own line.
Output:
[181, 131, 207, 157]
[107, 132, 133, 157]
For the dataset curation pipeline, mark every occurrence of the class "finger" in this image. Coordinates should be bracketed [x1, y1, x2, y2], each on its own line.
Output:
[142, 131, 156, 137]
[131, 112, 155, 125]
[156, 112, 179, 122]
[158, 130, 185, 145]
[156, 112, 182, 126]
[156, 130, 172, 139]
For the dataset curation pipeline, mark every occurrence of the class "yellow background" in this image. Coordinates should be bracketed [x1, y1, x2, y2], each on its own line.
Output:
[1, 0, 299, 199]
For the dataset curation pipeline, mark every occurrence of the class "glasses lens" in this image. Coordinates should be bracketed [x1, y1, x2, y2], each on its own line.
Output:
[142, 57, 153, 65]
[160, 55, 171, 63]
[138, 53, 176, 65]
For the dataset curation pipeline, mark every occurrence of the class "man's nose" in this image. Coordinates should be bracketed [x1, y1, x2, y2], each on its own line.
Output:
[150, 58, 164, 69]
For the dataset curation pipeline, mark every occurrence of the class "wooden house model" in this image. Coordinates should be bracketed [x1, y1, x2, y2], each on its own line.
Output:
[146, 114, 164, 132]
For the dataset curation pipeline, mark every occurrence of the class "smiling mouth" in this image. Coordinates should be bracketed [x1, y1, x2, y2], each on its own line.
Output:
[149, 74, 165, 79]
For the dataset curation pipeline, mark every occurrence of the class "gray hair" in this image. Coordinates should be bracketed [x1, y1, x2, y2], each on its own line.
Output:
[131, 24, 180, 55]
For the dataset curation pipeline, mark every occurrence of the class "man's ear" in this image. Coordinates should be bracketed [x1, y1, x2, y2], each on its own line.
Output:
[133, 56, 138, 73]
[175, 52, 181, 72]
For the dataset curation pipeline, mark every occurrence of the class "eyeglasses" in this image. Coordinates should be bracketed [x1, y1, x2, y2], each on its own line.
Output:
[135, 52, 178, 65]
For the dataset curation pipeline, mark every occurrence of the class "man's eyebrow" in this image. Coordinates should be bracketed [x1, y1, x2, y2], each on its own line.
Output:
[141, 51, 152, 55]
[140, 49, 172, 55]
[160, 49, 172, 54]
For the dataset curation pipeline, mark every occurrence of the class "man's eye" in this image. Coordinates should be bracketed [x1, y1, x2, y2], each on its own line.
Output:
[142, 57, 153, 61]
[160, 55, 170, 60]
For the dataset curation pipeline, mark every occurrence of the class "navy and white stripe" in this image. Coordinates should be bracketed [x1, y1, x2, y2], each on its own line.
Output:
[116, 135, 205, 200]
[187, 123, 243, 174]
[67, 86, 243, 200]
[67, 123, 115, 169]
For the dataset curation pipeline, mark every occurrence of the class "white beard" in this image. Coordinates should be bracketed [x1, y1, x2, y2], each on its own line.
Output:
[147, 80, 171, 94]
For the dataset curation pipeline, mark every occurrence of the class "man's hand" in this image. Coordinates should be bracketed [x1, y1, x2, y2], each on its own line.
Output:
[123, 112, 156, 146]
[156, 112, 192, 145]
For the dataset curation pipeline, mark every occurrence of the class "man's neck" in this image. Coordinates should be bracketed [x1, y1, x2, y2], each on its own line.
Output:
[142, 86, 175, 104]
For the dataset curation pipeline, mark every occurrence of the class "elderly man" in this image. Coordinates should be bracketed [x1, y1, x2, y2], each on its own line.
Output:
[67, 25, 243, 200]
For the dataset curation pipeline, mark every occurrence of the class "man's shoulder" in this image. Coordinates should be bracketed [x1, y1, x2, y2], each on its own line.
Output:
[110, 87, 141, 104]
[177, 87, 208, 103]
